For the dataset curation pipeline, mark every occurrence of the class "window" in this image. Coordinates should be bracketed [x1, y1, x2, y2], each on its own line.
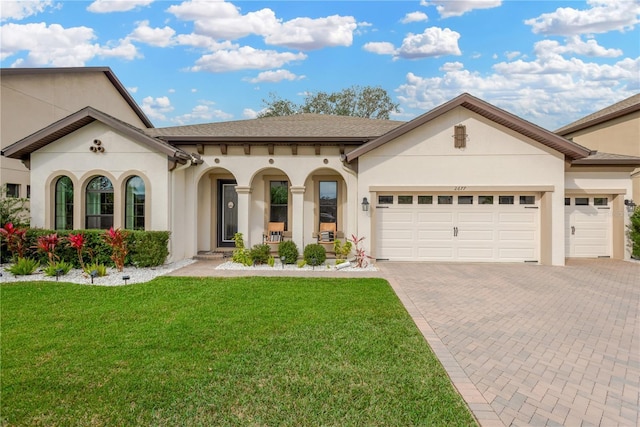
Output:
[269, 181, 288, 229]
[418, 195, 433, 204]
[26, 185, 31, 199]
[565, 198, 570, 206]
[55, 176, 73, 230]
[125, 176, 145, 230]
[86, 176, 114, 229]
[398, 195, 413, 204]
[454, 124, 467, 148]
[6, 183, 19, 198]
[378, 195, 393, 204]
[575, 197, 589, 206]
[478, 196, 494, 205]
[594, 197, 608, 206]
[499, 196, 514, 205]
[438, 195, 453, 204]
[519, 196, 535, 205]
[458, 195, 473, 204]
[319, 181, 337, 225]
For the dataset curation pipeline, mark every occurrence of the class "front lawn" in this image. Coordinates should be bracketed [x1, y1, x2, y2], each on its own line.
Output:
[1, 277, 476, 426]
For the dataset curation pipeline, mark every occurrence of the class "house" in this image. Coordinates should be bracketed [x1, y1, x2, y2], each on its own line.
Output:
[0, 67, 153, 199]
[2, 80, 638, 265]
[555, 94, 640, 204]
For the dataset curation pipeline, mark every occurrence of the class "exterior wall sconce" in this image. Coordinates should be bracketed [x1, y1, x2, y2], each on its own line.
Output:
[362, 197, 370, 212]
[625, 199, 636, 212]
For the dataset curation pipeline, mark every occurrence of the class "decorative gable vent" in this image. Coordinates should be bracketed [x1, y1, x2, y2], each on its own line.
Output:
[454, 124, 467, 149]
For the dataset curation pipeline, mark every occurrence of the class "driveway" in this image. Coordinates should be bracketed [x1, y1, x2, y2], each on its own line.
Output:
[378, 259, 640, 427]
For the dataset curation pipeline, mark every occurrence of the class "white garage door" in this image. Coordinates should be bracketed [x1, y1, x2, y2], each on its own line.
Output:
[376, 194, 539, 262]
[565, 196, 611, 258]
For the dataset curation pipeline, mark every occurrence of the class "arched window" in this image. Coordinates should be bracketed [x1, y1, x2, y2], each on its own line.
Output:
[125, 176, 145, 230]
[86, 176, 113, 229]
[55, 176, 73, 230]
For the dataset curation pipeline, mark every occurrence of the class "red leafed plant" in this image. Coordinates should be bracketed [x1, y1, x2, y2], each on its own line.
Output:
[0, 223, 28, 259]
[349, 234, 373, 268]
[36, 233, 60, 264]
[103, 227, 129, 272]
[67, 233, 86, 270]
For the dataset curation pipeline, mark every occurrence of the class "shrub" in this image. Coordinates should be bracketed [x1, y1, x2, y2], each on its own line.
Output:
[629, 207, 640, 259]
[250, 244, 271, 265]
[7, 257, 39, 276]
[43, 260, 73, 277]
[333, 239, 352, 260]
[232, 232, 252, 266]
[35, 233, 60, 264]
[129, 231, 169, 267]
[277, 240, 299, 264]
[303, 244, 326, 266]
[349, 235, 373, 268]
[84, 262, 108, 277]
[0, 223, 28, 261]
[67, 233, 86, 270]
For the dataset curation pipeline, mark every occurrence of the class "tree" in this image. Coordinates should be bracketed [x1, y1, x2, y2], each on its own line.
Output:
[258, 85, 399, 120]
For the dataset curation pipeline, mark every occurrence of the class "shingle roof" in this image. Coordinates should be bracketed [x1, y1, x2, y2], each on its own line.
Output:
[145, 113, 404, 142]
[0, 66, 154, 128]
[555, 93, 640, 135]
[571, 151, 640, 166]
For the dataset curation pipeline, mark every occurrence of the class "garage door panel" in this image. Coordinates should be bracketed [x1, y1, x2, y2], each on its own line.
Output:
[565, 198, 611, 258]
[376, 193, 539, 262]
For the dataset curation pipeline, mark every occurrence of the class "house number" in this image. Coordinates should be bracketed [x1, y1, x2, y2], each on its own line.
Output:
[454, 186, 467, 191]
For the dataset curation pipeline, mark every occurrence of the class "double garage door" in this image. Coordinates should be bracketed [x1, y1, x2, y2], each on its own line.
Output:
[376, 193, 539, 262]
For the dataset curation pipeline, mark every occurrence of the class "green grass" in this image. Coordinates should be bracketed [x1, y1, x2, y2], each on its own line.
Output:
[1, 277, 476, 426]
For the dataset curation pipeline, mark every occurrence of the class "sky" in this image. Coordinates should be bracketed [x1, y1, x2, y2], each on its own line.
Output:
[1, 0, 638, 130]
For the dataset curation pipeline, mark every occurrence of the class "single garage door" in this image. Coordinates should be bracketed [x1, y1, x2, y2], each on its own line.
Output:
[376, 194, 539, 262]
[564, 196, 611, 258]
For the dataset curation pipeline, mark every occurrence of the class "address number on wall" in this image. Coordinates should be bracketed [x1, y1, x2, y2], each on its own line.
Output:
[454, 186, 467, 191]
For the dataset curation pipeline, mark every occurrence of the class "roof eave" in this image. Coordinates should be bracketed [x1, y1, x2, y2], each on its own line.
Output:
[556, 103, 640, 135]
[156, 136, 373, 144]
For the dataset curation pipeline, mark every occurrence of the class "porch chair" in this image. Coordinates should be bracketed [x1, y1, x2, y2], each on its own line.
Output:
[263, 222, 285, 250]
[317, 222, 337, 253]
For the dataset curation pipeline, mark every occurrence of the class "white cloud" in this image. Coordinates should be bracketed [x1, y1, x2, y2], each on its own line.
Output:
[264, 15, 357, 50]
[0, 22, 139, 66]
[363, 41, 396, 56]
[87, 0, 154, 14]
[245, 69, 304, 83]
[534, 36, 622, 58]
[129, 20, 175, 47]
[141, 95, 173, 121]
[525, 0, 640, 36]
[174, 33, 237, 51]
[0, 0, 54, 21]
[128, 86, 138, 93]
[401, 11, 428, 24]
[397, 27, 461, 59]
[396, 51, 639, 129]
[243, 108, 259, 119]
[189, 46, 306, 73]
[426, 0, 502, 18]
[505, 51, 521, 60]
[173, 102, 233, 125]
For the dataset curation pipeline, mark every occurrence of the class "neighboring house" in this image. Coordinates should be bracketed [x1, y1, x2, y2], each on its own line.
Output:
[0, 67, 153, 200]
[3, 87, 639, 266]
[556, 93, 640, 204]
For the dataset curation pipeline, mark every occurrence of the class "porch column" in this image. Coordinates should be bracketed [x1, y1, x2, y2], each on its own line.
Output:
[235, 185, 252, 245]
[290, 185, 306, 251]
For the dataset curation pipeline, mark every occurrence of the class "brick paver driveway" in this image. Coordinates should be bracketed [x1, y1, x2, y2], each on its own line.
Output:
[379, 259, 639, 427]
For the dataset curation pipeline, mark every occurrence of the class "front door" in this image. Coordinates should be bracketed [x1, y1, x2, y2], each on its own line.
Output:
[218, 180, 238, 247]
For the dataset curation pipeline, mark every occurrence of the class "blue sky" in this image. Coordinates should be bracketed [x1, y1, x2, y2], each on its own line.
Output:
[1, 0, 638, 130]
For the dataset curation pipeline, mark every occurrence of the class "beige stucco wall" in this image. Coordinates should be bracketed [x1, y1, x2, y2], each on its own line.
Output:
[1, 70, 148, 198]
[30, 122, 169, 244]
[357, 106, 567, 265]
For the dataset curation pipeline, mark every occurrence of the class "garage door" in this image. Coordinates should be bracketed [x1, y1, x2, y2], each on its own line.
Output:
[376, 194, 539, 262]
[564, 196, 611, 258]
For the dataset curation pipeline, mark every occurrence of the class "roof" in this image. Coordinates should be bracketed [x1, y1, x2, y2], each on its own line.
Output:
[347, 93, 593, 162]
[1, 107, 189, 162]
[571, 151, 640, 166]
[145, 113, 404, 143]
[555, 93, 640, 135]
[0, 67, 154, 129]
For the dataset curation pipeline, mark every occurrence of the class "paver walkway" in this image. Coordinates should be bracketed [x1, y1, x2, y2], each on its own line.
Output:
[169, 258, 639, 426]
[379, 259, 640, 427]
